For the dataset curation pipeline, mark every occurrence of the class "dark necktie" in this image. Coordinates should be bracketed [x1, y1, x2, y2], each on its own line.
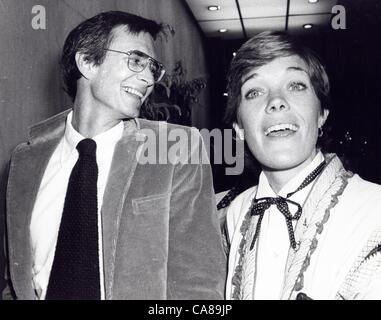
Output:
[249, 161, 326, 251]
[46, 138, 100, 300]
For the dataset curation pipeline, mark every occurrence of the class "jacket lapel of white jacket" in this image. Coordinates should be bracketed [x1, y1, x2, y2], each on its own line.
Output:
[281, 154, 353, 299]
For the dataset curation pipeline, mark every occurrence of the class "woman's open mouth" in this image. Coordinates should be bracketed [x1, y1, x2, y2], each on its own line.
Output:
[264, 123, 299, 137]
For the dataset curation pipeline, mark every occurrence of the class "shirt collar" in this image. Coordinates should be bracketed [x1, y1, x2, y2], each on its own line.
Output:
[60, 111, 124, 166]
[256, 151, 325, 200]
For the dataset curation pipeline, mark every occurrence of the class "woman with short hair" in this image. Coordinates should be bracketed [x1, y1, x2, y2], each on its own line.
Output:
[220, 31, 381, 300]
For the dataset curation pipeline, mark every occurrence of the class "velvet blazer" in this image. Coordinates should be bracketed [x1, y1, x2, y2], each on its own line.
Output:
[3, 109, 226, 300]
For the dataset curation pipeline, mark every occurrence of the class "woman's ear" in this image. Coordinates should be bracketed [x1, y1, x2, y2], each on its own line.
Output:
[319, 109, 330, 128]
[233, 122, 245, 140]
[75, 52, 97, 80]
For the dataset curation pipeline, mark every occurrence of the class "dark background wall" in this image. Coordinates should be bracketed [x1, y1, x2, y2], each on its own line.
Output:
[0, 0, 209, 297]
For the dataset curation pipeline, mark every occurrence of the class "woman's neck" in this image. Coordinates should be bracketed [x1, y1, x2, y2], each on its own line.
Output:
[262, 150, 319, 193]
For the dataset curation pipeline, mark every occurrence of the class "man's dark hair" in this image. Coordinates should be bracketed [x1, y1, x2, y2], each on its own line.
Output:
[225, 31, 331, 126]
[61, 11, 163, 101]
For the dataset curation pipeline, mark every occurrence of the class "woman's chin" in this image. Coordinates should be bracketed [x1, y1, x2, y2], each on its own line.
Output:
[256, 150, 317, 173]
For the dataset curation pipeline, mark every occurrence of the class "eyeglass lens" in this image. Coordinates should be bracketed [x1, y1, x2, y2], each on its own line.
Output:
[128, 51, 163, 81]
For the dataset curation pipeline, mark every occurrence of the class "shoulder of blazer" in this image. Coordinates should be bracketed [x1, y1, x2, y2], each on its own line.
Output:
[135, 118, 198, 135]
[9, 109, 69, 156]
[28, 109, 70, 145]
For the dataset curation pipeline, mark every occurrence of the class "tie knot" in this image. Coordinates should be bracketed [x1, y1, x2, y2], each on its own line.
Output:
[77, 138, 97, 157]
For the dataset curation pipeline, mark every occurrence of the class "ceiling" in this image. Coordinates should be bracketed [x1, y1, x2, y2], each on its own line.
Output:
[184, 0, 338, 39]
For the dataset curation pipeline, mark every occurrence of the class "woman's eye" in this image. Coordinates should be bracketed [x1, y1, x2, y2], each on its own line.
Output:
[244, 88, 264, 99]
[288, 82, 307, 91]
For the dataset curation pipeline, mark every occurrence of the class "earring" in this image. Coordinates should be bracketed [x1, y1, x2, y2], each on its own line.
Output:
[236, 128, 244, 140]
[233, 123, 245, 140]
[318, 127, 323, 138]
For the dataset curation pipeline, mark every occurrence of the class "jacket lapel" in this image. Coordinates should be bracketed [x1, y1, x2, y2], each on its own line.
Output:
[281, 154, 352, 299]
[7, 110, 68, 299]
[101, 120, 145, 300]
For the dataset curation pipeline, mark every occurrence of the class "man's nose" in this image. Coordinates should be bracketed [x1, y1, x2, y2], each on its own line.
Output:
[265, 93, 290, 114]
[136, 66, 155, 87]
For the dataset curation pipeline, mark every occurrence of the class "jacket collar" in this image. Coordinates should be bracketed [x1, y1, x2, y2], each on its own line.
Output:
[27, 109, 146, 145]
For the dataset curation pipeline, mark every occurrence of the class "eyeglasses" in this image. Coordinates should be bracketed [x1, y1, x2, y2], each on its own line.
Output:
[104, 49, 165, 82]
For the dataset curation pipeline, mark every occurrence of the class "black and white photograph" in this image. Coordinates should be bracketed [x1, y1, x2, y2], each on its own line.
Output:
[0, 0, 380, 307]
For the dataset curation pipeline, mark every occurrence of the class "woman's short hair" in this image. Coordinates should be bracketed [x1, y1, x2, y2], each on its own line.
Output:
[225, 31, 331, 126]
[61, 11, 163, 101]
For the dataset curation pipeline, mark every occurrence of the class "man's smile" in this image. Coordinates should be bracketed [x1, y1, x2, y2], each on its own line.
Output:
[122, 86, 145, 99]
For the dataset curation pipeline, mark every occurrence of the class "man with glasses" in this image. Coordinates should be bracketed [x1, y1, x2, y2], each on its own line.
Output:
[3, 11, 226, 300]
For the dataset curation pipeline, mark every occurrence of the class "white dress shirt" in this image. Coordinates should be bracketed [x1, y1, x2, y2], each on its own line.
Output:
[251, 152, 325, 299]
[30, 111, 124, 300]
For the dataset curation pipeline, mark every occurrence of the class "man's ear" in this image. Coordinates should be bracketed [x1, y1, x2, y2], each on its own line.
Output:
[233, 122, 244, 140]
[319, 109, 330, 128]
[75, 52, 97, 80]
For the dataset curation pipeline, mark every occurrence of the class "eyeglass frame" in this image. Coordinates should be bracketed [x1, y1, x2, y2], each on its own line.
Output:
[103, 48, 165, 82]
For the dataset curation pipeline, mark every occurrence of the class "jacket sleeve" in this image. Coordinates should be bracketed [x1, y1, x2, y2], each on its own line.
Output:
[166, 128, 227, 299]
